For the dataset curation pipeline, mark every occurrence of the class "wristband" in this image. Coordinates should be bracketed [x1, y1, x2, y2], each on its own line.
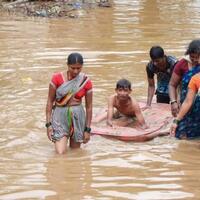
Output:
[84, 127, 91, 133]
[45, 122, 52, 128]
[170, 100, 177, 105]
[173, 119, 180, 124]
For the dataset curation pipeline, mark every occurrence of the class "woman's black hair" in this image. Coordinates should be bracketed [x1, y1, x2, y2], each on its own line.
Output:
[149, 46, 164, 60]
[116, 79, 131, 90]
[67, 52, 84, 65]
[185, 39, 200, 55]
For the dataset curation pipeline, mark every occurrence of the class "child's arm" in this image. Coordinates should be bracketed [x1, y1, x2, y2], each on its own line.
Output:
[107, 95, 115, 127]
[132, 99, 148, 129]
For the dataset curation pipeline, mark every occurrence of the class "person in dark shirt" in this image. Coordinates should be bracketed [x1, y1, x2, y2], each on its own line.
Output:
[146, 46, 178, 107]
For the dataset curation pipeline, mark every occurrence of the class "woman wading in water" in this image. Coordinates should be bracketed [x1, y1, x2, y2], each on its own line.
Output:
[46, 53, 93, 154]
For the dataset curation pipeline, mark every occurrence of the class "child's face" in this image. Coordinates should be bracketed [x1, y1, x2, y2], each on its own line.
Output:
[115, 87, 131, 99]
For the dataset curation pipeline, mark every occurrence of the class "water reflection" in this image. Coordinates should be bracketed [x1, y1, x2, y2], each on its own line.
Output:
[90, 137, 194, 199]
[45, 149, 95, 200]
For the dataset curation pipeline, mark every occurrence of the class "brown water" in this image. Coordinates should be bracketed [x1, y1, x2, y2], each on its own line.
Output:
[0, 0, 200, 199]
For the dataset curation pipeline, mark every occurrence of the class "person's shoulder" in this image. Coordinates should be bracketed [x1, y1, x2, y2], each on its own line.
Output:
[191, 73, 200, 81]
[174, 58, 189, 71]
[82, 73, 93, 90]
[172, 58, 188, 77]
[146, 61, 155, 77]
[82, 72, 90, 78]
[130, 96, 139, 106]
[82, 73, 93, 83]
[166, 55, 178, 65]
[51, 71, 63, 81]
[107, 94, 116, 106]
[188, 74, 199, 92]
[52, 71, 62, 78]
[109, 94, 116, 100]
[50, 72, 63, 88]
[175, 58, 187, 67]
[146, 61, 154, 70]
[130, 97, 141, 112]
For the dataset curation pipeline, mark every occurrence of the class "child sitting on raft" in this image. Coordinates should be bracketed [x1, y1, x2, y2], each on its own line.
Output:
[93, 79, 148, 129]
[107, 79, 148, 128]
[91, 79, 175, 141]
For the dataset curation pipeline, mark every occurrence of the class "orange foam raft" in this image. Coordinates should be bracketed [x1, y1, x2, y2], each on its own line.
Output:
[91, 103, 173, 142]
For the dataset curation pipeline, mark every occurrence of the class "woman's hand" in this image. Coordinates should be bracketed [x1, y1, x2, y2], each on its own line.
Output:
[171, 102, 179, 117]
[47, 127, 53, 142]
[83, 131, 90, 143]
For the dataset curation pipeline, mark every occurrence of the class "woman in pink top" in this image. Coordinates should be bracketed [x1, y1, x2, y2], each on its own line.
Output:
[169, 39, 200, 117]
[45, 53, 93, 154]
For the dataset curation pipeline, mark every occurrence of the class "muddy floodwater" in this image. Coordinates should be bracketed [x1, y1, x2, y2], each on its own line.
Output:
[0, 0, 200, 199]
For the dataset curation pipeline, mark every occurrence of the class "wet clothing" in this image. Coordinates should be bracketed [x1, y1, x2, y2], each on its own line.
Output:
[156, 94, 170, 104]
[146, 55, 178, 103]
[173, 58, 189, 77]
[175, 66, 200, 139]
[51, 72, 92, 142]
[180, 65, 200, 103]
[189, 74, 200, 92]
[51, 72, 92, 99]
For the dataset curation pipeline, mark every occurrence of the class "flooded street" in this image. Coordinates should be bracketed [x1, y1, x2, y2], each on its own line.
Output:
[0, 0, 200, 199]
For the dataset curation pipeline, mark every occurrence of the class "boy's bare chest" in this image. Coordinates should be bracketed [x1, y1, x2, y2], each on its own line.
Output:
[114, 99, 134, 115]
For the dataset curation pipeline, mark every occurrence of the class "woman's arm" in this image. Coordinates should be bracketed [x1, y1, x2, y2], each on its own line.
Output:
[170, 88, 196, 136]
[83, 91, 93, 143]
[46, 84, 56, 141]
[46, 84, 56, 123]
[169, 72, 181, 117]
[85, 91, 93, 128]
[176, 89, 196, 120]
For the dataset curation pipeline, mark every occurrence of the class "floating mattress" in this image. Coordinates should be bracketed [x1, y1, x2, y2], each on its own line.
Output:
[91, 103, 172, 142]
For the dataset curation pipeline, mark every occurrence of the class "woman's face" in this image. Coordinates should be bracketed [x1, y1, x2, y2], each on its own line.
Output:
[68, 63, 83, 78]
[189, 53, 200, 66]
